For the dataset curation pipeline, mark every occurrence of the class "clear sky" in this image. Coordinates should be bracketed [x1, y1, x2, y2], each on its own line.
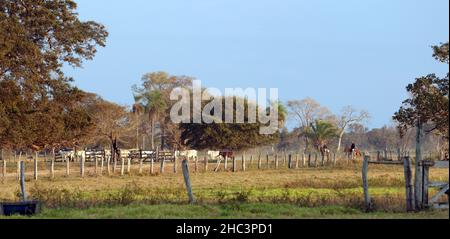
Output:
[65, 0, 449, 129]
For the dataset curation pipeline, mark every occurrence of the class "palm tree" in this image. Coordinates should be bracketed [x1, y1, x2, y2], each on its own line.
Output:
[142, 90, 167, 150]
[303, 120, 338, 155]
[132, 94, 145, 149]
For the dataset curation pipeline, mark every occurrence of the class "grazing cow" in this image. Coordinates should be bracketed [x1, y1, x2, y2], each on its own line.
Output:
[118, 149, 131, 159]
[207, 151, 221, 159]
[176, 150, 198, 159]
[58, 149, 85, 162]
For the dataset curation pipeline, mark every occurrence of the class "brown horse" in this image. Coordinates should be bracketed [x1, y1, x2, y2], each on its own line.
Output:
[344, 147, 362, 159]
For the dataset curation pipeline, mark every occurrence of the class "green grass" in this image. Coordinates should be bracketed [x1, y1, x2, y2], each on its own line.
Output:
[2, 204, 448, 219]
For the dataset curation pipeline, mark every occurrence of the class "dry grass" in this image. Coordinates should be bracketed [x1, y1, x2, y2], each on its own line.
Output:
[1, 159, 448, 213]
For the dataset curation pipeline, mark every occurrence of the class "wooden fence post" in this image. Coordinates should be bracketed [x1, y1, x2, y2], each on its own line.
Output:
[377, 151, 381, 161]
[295, 154, 299, 169]
[150, 158, 155, 175]
[139, 157, 143, 175]
[403, 156, 414, 212]
[50, 159, 55, 179]
[100, 157, 104, 176]
[107, 156, 111, 176]
[288, 154, 293, 169]
[415, 121, 424, 210]
[80, 155, 85, 178]
[308, 154, 311, 168]
[275, 154, 279, 169]
[113, 156, 117, 174]
[34, 152, 38, 181]
[174, 155, 178, 174]
[250, 155, 253, 169]
[232, 157, 237, 172]
[362, 155, 371, 212]
[242, 153, 246, 172]
[66, 156, 70, 177]
[120, 158, 125, 176]
[258, 154, 262, 170]
[95, 157, 99, 175]
[204, 157, 208, 172]
[20, 161, 27, 201]
[321, 153, 325, 167]
[2, 160, 6, 182]
[127, 158, 131, 175]
[224, 154, 228, 171]
[182, 159, 195, 204]
[302, 153, 306, 168]
[422, 164, 430, 207]
[333, 152, 337, 166]
[160, 157, 166, 175]
[266, 153, 270, 169]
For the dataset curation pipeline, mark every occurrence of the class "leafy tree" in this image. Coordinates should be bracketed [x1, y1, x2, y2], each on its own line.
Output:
[181, 97, 283, 151]
[132, 72, 193, 150]
[0, 0, 108, 150]
[87, 98, 137, 160]
[287, 98, 333, 151]
[394, 43, 449, 140]
[302, 120, 338, 155]
[0, 0, 107, 89]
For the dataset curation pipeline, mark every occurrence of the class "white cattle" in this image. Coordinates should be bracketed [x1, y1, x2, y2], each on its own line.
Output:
[176, 150, 198, 159]
[59, 150, 85, 162]
[207, 151, 221, 159]
[119, 149, 131, 159]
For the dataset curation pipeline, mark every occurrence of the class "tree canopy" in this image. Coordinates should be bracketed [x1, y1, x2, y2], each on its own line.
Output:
[0, 0, 108, 150]
[394, 43, 449, 140]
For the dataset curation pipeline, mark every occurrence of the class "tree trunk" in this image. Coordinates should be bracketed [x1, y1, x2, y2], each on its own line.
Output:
[161, 123, 165, 151]
[136, 119, 139, 149]
[151, 118, 155, 150]
[337, 130, 345, 153]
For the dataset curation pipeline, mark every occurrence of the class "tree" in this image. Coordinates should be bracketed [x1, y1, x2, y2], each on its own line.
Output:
[132, 72, 193, 150]
[0, 79, 98, 150]
[88, 98, 137, 162]
[0, 0, 107, 90]
[180, 97, 283, 151]
[0, 0, 108, 150]
[302, 120, 338, 155]
[336, 106, 370, 152]
[394, 42, 449, 210]
[394, 43, 449, 140]
[287, 98, 332, 151]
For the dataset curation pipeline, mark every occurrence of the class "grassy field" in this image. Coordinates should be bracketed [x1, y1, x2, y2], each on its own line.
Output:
[2, 204, 448, 219]
[0, 160, 448, 219]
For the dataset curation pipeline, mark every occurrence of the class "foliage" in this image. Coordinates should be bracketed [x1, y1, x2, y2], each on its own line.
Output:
[132, 72, 193, 149]
[394, 43, 449, 140]
[180, 97, 283, 151]
[302, 120, 338, 152]
[0, 0, 108, 150]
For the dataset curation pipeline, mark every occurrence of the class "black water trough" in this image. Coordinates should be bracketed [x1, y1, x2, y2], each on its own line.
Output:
[0, 201, 41, 216]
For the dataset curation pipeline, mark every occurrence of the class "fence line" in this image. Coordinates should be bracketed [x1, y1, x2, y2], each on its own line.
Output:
[0, 149, 413, 182]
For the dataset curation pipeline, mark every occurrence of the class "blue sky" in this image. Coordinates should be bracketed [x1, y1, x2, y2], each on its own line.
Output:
[65, 0, 449, 129]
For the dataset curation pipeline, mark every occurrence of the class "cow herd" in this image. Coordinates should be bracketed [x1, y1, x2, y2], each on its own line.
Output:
[54, 148, 226, 163]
